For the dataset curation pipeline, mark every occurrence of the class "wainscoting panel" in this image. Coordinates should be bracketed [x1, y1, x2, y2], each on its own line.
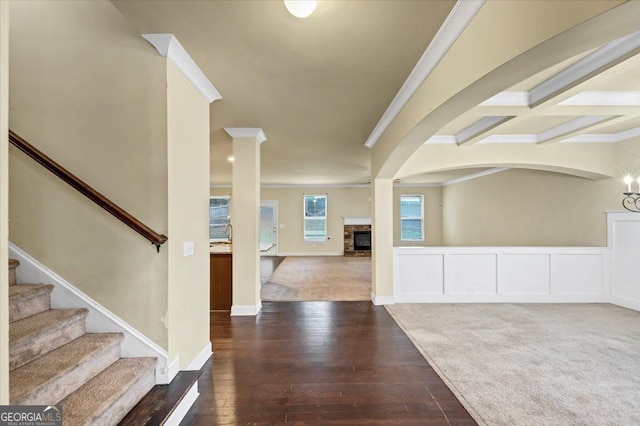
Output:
[448, 254, 497, 295]
[608, 212, 640, 311]
[394, 247, 608, 303]
[395, 254, 443, 297]
[500, 254, 550, 295]
[551, 254, 605, 295]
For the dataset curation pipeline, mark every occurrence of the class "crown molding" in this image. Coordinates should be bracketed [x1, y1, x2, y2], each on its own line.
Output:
[441, 167, 510, 186]
[363, 0, 486, 149]
[142, 34, 222, 103]
[558, 91, 640, 106]
[224, 128, 267, 144]
[210, 183, 369, 189]
[479, 91, 529, 107]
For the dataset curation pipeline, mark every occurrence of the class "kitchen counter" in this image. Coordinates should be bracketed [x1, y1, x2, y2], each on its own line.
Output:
[210, 243, 232, 254]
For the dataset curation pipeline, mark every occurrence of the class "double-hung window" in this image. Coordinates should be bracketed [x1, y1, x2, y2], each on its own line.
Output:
[400, 195, 424, 241]
[303, 195, 327, 242]
[210, 196, 231, 242]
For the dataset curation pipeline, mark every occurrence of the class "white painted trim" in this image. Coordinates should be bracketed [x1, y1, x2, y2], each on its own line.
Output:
[141, 34, 221, 103]
[479, 91, 529, 107]
[343, 217, 371, 226]
[230, 302, 262, 316]
[277, 251, 344, 257]
[394, 182, 442, 188]
[558, 91, 640, 106]
[477, 134, 538, 144]
[561, 126, 640, 143]
[167, 356, 180, 383]
[212, 183, 373, 189]
[537, 115, 614, 143]
[456, 115, 512, 144]
[186, 342, 212, 371]
[224, 128, 267, 144]
[364, 0, 486, 148]
[394, 294, 609, 304]
[371, 292, 395, 306]
[441, 168, 510, 186]
[164, 381, 200, 426]
[529, 30, 640, 106]
[424, 135, 457, 145]
[394, 246, 609, 304]
[9, 242, 171, 384]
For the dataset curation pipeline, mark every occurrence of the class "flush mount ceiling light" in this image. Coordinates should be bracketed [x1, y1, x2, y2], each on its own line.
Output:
[284, 0, 317, 18]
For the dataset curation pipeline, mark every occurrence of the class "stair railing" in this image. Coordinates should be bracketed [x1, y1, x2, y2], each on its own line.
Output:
[9, 130, 168, 252]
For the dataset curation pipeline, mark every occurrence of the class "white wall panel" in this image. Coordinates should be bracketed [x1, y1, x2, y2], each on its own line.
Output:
[394, 247, 608, 304]
[608, 212, 640, 311]
[551, 254, 604, 295]
[501, 254, 550, 295]
[395, 254, 443, 297]
[448, 254, 497, 294]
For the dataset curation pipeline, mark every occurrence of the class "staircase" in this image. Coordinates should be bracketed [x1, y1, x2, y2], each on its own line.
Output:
[8, 258, 156, 425]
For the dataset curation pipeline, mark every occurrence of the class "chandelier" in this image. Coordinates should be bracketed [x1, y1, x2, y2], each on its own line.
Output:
[623, 175, 640, 212]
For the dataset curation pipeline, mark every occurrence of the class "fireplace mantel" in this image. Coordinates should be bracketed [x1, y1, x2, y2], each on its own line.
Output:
[343, 217, 371, 226]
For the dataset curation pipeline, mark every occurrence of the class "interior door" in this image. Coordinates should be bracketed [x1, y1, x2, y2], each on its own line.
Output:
[260, 200, 278, 256]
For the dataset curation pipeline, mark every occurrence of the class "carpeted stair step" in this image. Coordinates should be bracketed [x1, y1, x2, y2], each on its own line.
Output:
[9, 259, 19, 286]
[59, 357, 156, 426]
[10, 308, 88, 370]
[10, 333, 124, 405]
[9, 284, 54, 323]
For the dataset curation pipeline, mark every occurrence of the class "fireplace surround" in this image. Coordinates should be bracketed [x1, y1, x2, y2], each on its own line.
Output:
[343, 217, 371, 257]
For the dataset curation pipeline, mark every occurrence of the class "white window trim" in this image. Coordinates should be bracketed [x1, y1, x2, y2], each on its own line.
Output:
[303, 194, 328, 242]
[210, 195, 231, 243]
[400, 194, 424, 242]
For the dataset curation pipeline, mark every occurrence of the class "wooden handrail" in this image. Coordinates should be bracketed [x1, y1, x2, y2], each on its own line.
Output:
[9, 130, 168, 251]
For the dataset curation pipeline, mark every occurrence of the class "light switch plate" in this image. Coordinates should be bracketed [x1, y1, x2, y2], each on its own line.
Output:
[183, 241, 195, 257]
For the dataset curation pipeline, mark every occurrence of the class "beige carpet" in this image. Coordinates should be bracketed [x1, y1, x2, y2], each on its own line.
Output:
[386, 303, 640, 426]
[261, 256, 371, 301]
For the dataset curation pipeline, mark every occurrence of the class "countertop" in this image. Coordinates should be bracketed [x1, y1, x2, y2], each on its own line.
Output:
[210, 243, 232, 254]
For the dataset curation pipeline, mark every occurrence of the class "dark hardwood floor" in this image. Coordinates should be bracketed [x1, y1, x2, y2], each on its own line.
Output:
[181, 301, 477, 425]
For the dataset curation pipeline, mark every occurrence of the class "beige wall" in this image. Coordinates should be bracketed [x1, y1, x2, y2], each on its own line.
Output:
[0, 0, 9, 405]
[166, 61, 210, 367]
[211, 186, 371, 254]
[442, 169, 621, 247]
[393, 186, 442, 246]
[9, 1, 169, 347]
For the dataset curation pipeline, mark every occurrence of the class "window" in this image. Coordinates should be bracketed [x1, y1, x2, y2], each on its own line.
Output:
[210, 196, 231, 242]
[304, 195, 327, 241]
[400, 195, 424, 241]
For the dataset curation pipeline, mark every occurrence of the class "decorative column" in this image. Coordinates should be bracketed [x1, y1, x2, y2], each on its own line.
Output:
[371, 178, 395, 305]
[225, 128, 266, 316]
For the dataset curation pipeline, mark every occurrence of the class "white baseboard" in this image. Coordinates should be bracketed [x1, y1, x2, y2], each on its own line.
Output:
[278, 251, 344, 256]
[186, 341, 212, 371]
[9, 242, 171, 384]
[610, 295, 640, 312]
[371, 292, 395, 305]
[168, 356, 180, 383]
[394, 294, 610, 304]
[231, 302, 262, 316]
[164, 381, 200, 426]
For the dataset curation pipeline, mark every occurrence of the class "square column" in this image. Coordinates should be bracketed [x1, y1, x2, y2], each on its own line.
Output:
[371, 178, 395, 305]
[225, 128, 266, 315]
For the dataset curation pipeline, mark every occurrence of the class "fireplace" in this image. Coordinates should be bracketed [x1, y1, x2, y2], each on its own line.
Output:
[343, 217, 371, 257]
[354, 231, 371, 251]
